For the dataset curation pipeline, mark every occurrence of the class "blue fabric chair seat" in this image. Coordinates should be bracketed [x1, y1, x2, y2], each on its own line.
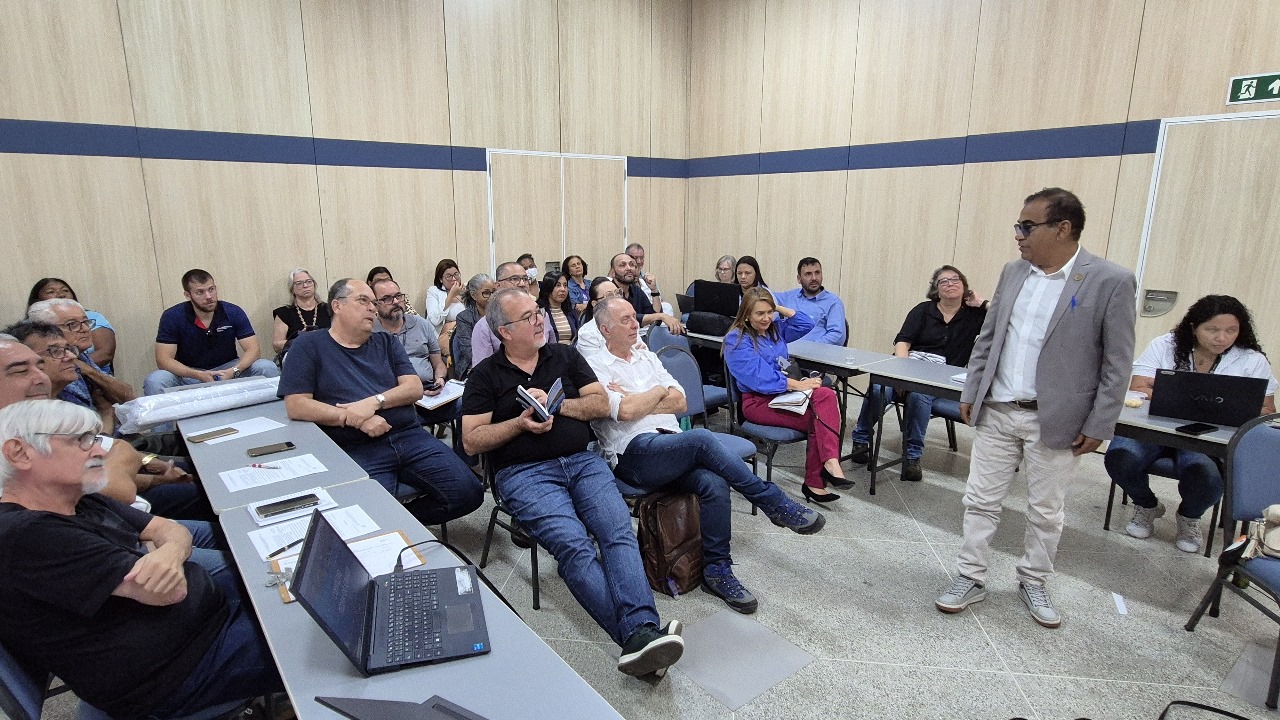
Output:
[703, 385, 729, 410]
[741, 421, 805, 444]
[1242, 556, 1280, 589]
[712, 431, 758, 460]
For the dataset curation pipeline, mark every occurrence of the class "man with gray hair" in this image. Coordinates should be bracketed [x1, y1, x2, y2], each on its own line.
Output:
[27, 299, 135, 417]
[471, 261, 553, 366]
[279, 279, 482, 525]
[462, 288, 685, 677]
[588, 297, 826, 614]
[0, 399, 281, 718]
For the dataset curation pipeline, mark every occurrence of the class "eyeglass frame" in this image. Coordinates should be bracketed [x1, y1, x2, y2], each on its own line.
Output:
[496, 274, 530, 287]
[292, 278, 316, 288]
[499, 308, 546, 328]
[57, 318, 96, 333]
[36, 344, 78, 359]
[374, 292, 408, 306]
[1013, 219, 1062, 238]
[935, 276, 964, 287]
[34, 431, 103, 450]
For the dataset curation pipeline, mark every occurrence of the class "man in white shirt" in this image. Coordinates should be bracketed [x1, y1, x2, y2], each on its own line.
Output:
[588, 298, 826, 614]
[935, 188, 1136, 628]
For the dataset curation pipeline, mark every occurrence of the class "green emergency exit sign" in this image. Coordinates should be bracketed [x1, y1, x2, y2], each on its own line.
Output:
[1227, 73, 1280, 105]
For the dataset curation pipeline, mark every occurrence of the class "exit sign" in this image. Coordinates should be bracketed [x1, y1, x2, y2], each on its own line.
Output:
[1227, 73, 1280, 105]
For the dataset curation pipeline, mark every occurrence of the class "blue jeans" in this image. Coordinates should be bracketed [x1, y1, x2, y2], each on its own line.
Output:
[344, 427, 483, 525]
[851, 386, 961, 461]
[1103, 435, 1222, 519]
[614, 429, 788, 565]
[177, 519, 230, 576]
[142, 358, 280, 395]
[496, 451, 659, 647]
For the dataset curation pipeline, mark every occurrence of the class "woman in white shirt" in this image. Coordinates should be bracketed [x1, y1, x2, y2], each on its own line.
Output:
[1105, 295, 1277, 553]
[425, 259, 466, 365]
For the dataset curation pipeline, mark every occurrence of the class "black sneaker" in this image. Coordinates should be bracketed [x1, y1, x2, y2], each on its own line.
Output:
[901, 459, 922, 482]
[617, 623, 685, 676]
[848, 442, 871, 465]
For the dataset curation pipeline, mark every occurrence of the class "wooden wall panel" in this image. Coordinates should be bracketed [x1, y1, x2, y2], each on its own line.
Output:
[685, 175, 759, 289]
[968, 0, 1143, 134]
[317, 166, 458, 307]
[558, 0, 651, 156]
[755, 172, 848, 295]
[0, 1, 135, 125]
[759, 0, 858, 153]
[563, 158, 627, 274]
[953, 157, 1121, 300]
[0, 155, 161, 388]
[143, 160, 325, 352]
[1104, 153, 1155, 272]
[651, 0, 691, 159]
[489, 154, 563, 271]
[444, 0, 560, 152]
[1129, 0, 1280, 120]
[840, 165, 963, 352]
[119, 0, 311, 134]
[452, 171, 494, 277]
[850, 0, 980, 145]
[688, 0, 765, 157]
[627, 177, 687, 294]
[301, 0, 451, 144]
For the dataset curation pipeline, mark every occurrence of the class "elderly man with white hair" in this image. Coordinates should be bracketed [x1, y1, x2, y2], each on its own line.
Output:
[27, 298, 135, 413]
[0, 399, 280, 718]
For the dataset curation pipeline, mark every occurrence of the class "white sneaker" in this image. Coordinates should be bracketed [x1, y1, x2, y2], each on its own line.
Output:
[1175, 514, 1203, 553]
[1125, 501, 1165, 539]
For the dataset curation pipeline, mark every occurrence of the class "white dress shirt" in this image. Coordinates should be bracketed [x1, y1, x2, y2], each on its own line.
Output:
[586, 344, 684, 466]
[990, 248, 1080, 402]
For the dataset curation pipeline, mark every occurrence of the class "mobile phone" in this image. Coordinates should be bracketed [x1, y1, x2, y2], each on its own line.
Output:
[425, 380, 441, 391]
[186, 427, 238, 443]
[247, 441, 296, 458]
[255, 493, 319, 519]
[1175, 422, 1218, 436]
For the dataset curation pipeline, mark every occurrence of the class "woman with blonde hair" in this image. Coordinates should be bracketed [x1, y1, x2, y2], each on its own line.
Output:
[271, 268, 331, 364]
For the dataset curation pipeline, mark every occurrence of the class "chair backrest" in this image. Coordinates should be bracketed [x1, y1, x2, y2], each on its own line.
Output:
[647, 325, 690, 354]
[723, 365, 746, 432]
[842, 319, 850, 348]
[1226, 413, 1280, 522]
[655, 346, 704, 419]
[450, 329, 465, 379]
[0, 639, 48, 720]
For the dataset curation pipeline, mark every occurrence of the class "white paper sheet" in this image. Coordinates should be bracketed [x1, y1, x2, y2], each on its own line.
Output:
[203, 416, 286, 444]
[416, 379, 466, 410]
[248, 505, 380, 561]
[246, 487, 339, 527]
[218, 453, 327, 492]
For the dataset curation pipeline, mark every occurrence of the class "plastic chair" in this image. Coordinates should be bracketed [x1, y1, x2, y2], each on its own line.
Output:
[477, 455, 542, 610]
[0, 639, 63, 720]
[723, 369, 807, 486]
[1185, 413, 1280, 709]
[648, 327, 727, 413]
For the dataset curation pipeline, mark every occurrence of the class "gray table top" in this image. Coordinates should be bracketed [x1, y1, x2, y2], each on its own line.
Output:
[220, 478, 623, 720]
[179, 401, 368, 514]
[865, 356, 969, 390]
[786, 340, 894, 373]
[1116, 402, 1235, 449]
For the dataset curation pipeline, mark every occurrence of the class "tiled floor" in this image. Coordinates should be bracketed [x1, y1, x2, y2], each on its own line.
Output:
[27, 412, 1278, 720]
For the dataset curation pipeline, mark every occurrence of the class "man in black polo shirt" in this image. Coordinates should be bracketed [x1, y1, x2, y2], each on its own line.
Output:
[608, 252, 684, 335]
[143, 269, 279, 395]
[0, 399, 280, 718]
[461, 288, 685, 677]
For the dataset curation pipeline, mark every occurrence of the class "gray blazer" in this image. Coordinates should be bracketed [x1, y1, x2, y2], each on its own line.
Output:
[961, 246, 1136, 449]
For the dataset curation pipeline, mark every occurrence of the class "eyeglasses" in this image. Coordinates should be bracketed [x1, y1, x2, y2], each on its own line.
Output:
[442, 271, 461, 281]
[593, 290, 619, 302]
[57, 318, 95, 332]
[292, 279, 315, 288]
[477, 289, 496, 298]
[338, 295, 376, 308]
[1014, 219, 1058, 237]
[35, 431, 102, 450]
[497, 275, 530, 286]
[375, 293, 407, 306]
[936, 277, 963, 287]
[500, 309, 545, 328]
[37, 344, 77, 359]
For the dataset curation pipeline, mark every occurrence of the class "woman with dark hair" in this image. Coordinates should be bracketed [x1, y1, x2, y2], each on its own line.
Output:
[574, 277, 621, 356]
[723, 287, 849, 502]
[1105, 294, 1276, 553]
[271, 268, 331, 363]
[453, 273, 495, 380]
[537, 271, 580, 345]
[27, 277, 116, 372]
[562, 255, 590, 314]
[734, 256, 768, 295]
[366, 266, 418, 315]
[426, 259, 465, 365]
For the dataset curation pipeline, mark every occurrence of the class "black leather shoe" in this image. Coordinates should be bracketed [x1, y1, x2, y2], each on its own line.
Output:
[821, 467, 854, 489]
[848, 442, 871, 465]
[802, 485, 840, 503]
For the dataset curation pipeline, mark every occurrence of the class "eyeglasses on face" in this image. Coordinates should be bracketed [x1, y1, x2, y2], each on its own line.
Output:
[339, 295, 376, 308]
[35, 431, 102, 450]
[500, 309, 545, 328]
[1013, 219, 1058, 238]
[375, 293, 407, 305]
[292, 279, 316, 288]
[37, 344, 77, 359]
[58, 318, 95, 332]
[936, 277, 963, 287]
[497, 275, 530, 287]
[477, 289, 496, 298]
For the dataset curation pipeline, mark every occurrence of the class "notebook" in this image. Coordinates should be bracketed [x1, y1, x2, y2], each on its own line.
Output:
[1148, 369, 1267, 428]
[290, 511, 491, 676]
[692, 279, 741, 317]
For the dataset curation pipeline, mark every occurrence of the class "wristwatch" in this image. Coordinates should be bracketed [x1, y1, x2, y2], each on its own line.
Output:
[231, 367, 242, 378]
[375, 393, 386, 409]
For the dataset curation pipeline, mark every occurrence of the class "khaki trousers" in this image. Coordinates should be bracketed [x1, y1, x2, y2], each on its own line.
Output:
[955, 402, 1080, 586]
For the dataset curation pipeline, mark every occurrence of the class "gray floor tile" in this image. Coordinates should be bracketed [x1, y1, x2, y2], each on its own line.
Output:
[1019, 673, 1268, 720]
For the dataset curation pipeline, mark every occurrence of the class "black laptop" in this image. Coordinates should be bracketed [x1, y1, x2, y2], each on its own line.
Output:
[1149, 369, 1268, 428]
[692, 279, 741, 317]
[290, 511, 491, 676]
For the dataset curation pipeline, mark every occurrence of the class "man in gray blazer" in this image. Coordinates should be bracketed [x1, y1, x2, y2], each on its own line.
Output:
[935, 187, 1136, 628]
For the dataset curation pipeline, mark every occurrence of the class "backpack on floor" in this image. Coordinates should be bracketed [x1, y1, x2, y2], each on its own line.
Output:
[635, 492, 703, 597]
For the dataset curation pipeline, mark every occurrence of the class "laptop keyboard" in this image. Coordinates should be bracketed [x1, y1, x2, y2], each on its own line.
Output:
[384, 571, 445, 663]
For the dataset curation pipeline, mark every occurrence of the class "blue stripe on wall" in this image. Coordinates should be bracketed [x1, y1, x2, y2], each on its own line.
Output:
[2, 117, 1164, 177]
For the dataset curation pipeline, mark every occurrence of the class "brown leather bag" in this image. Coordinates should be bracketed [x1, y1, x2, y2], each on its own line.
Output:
[635, 492, 703, 597]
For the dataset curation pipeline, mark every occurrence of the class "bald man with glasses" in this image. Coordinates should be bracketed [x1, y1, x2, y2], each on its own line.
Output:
[470, 261, 556, 367]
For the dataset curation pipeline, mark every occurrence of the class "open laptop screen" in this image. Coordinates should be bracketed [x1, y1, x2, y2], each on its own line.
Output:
[291, 512, 374, 670]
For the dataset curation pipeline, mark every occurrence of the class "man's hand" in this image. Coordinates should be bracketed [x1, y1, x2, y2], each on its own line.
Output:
[337, 396, 381, 427]
[359, 415, 392, 438]
[607, 381, 632, 396]
[423, 381, 443, 397]
[643, 273, 658, 290]
[965, 291, 987, 308]
[516, 407, 554, 434]
[209, 368, 236, 381]
[124, 546, 188, 600]
[1071, 434, 1102, 456]
[660, 314, 685, 334]
[191, 370, 219, 383]
[960, 403, 973, 425]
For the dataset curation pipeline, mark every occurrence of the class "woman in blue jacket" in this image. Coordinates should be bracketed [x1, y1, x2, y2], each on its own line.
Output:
[724, 287, 849, 502]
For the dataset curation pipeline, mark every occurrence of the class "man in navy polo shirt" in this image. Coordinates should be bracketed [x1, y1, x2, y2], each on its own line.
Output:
[143, 269, 278, 395]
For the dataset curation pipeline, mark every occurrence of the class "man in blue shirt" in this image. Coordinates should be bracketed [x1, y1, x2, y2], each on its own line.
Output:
[774, 257, 846, 346]
[143, 269, 278, 395]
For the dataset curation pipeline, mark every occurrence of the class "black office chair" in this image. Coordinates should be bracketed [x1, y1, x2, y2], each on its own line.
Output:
[477, 454, 542, 610]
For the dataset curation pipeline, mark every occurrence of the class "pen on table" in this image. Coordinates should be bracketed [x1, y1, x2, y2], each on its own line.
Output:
[266, 538, 303, 560]
[250, 464, 280, 469]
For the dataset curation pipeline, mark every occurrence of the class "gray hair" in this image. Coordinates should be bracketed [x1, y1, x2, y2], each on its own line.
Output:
[625, 242, 644, 253]
[27, 298, 85, 324]
[464, 273, 492, 308]
[327, 278, 355, 304]
[484, 287, 528, 336]
[0, 399, 100, 489]
[595, 296, 634, 332]
[494, 262, 524, 282]
[287, 268, 313, 293]
[716, 255, 736, 268]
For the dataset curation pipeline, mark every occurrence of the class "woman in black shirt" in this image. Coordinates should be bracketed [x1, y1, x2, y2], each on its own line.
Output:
[271, 268, 332, 365]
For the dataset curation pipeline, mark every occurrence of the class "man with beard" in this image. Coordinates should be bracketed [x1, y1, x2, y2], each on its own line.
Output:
[773, 257, 847, 346]
[608, 253, 684, 336]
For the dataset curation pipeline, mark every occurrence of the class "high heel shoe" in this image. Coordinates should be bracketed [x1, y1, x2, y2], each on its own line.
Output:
[802, 484, 840, 503]
[822, 467, 854, 489]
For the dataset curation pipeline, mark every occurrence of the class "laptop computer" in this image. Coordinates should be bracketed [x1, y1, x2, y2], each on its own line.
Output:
[692, 279, 741, 317]
[290, 511, 491, 676]
[1149, 369, 1268, 428]
[675, 293, 695, 316]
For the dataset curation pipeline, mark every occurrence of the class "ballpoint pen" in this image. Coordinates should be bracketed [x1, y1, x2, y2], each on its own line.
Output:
[250, 464, 280, 469]
[266, 538, 303, 560]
